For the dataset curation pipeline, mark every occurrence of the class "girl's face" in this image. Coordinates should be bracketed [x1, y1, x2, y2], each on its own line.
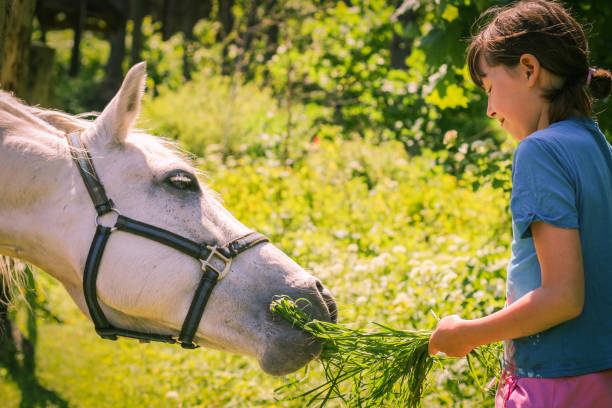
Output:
[479, 55, 549, 141]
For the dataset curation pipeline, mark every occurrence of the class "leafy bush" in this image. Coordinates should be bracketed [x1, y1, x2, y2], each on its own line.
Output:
[209, 139, 511, 406]
[140, 71, 314, 162]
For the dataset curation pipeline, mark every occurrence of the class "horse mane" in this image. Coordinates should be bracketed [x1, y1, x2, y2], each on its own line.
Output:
[0, 255, 13, 288]
[0, 91, 71, 137]
[0, 256, 27, 306]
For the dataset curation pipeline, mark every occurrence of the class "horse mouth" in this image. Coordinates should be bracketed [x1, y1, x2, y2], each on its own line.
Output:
[258, 329, 322, 375]
[259, 291, 337, 375]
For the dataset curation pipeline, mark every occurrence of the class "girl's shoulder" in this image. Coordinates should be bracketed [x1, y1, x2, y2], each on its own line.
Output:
[517, 116, 599, 156]
[513, 115, 611, 184]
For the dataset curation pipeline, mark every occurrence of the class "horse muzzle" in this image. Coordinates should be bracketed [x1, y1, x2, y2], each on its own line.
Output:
[259, 278, 337, 375]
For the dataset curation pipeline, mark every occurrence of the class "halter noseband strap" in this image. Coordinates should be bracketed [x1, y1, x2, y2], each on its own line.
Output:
[67, 132, 269, 349]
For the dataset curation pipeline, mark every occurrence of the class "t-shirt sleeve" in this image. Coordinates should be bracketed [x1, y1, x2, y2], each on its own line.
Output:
[511, 137, 579, 239]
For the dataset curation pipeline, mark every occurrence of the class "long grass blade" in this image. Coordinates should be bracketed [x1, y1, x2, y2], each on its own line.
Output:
[271, 296, 501, 408]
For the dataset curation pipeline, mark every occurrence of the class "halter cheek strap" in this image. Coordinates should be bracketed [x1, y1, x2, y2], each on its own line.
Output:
[67, 132, 269, 348]
[67, 132, 115, 215]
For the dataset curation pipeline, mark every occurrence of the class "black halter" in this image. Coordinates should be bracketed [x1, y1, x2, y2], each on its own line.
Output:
[66, 132, 269, 349]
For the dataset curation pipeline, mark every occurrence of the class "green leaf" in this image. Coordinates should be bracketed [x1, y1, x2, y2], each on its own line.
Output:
[442, 5, 459, 22]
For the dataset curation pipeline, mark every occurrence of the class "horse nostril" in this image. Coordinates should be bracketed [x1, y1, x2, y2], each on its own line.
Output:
[314, 279, 338, 324]
[315, 280, 324, 294]
[326, 293, 338, 323]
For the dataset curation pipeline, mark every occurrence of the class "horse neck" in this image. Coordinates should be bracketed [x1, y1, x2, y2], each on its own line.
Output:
[0, 127, 83, 287]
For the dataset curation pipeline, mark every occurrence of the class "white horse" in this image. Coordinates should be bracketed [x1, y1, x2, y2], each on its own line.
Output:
[0, 62, 336, 375]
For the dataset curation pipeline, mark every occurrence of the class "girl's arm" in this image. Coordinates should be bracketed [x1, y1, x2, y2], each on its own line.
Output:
[428, 221, 584, 357]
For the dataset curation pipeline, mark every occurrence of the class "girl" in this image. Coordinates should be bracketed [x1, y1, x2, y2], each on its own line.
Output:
[427, 1, 612, 406]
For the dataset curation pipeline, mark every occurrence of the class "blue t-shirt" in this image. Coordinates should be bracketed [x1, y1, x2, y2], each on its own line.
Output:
[505, 115, 612, 378]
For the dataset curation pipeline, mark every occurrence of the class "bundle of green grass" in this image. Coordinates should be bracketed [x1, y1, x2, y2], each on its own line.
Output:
[271, 296, 502, 408]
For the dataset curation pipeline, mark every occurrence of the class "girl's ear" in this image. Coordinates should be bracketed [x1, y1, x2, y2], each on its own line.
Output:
[519, 54, 540, 87]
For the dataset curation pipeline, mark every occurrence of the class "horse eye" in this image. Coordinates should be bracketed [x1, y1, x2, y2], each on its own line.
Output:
[166, 171, 198, 191]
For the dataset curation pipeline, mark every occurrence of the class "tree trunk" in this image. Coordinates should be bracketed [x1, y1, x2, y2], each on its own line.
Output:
[390, 1, 416, 70]
[218, 0, 235, 40]
[237, 0, 259, 81]
[26, 41, 55, 106]
[107, 21, 127, 82]
[100, 18, 127, 103]
[130, 0, 146, 66]
[0, 0, 8, 65]
[69, 0, 86, 77]
[181, 0, 201, 81]
[0, 0, 36, 95]
[160, 0, 172, 40]
[264, 0, 279, 61]
[218, 0, 235, 75]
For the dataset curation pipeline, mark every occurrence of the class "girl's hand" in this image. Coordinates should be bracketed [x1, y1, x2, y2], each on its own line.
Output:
[428, 315, 476, 357]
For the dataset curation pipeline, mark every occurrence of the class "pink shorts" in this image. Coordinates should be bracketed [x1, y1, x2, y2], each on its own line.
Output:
[495, 369, 612, 408]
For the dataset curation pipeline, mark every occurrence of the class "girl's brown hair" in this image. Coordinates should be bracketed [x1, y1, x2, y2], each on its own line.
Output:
[467, 0, 611, 123]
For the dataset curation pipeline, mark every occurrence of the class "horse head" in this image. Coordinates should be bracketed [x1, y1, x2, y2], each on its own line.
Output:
[0, 62, 336, 375]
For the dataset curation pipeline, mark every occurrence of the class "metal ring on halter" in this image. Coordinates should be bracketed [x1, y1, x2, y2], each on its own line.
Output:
[95, 208, 121, 231]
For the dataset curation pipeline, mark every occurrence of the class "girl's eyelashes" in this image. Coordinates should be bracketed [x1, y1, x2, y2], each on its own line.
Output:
[164, 170, 200, 192]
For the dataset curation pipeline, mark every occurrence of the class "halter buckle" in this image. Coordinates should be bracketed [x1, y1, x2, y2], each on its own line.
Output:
[200, 246, 232, 280]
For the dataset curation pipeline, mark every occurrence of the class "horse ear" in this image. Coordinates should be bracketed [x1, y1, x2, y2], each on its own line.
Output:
[89, 62, 147, 145]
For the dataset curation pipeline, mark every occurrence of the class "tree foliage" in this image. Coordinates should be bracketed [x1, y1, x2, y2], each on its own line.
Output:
[47, 1, 611, 175]
[128, 0, 610, 188]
